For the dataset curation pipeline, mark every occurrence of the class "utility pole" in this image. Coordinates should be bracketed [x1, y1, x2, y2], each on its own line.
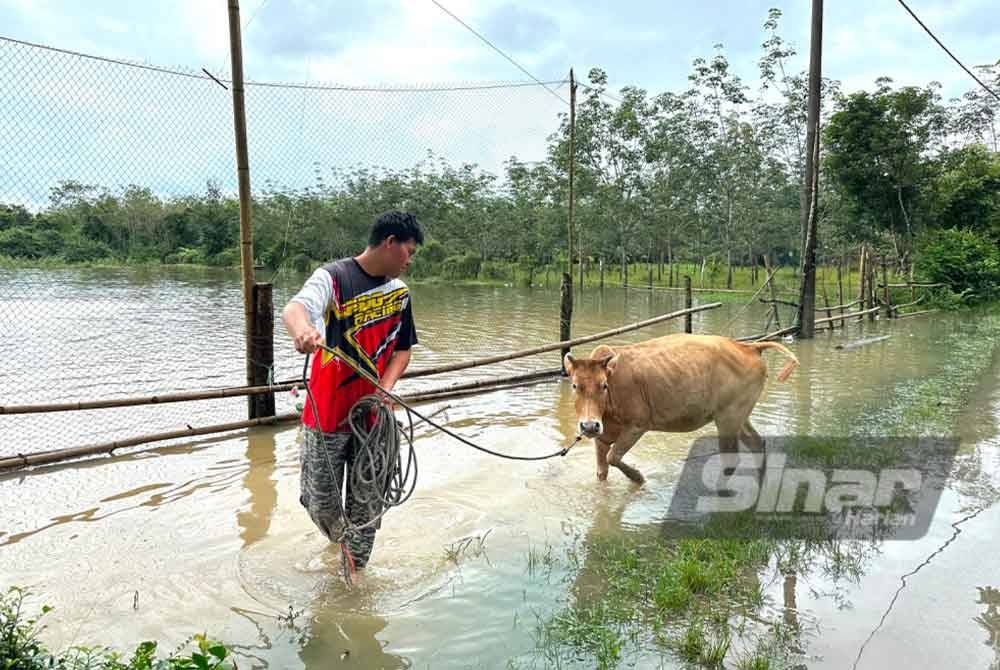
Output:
[797, 0, 823, 338]
[560, 69, 577, 373]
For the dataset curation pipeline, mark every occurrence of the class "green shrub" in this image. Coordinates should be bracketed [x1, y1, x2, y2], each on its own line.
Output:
[915, 228, 1000, 303]
[441, 253, 481, 279]
[0, 587, 234, 670]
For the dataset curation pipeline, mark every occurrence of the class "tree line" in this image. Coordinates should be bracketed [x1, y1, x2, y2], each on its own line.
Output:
[2, 9, 998, 298]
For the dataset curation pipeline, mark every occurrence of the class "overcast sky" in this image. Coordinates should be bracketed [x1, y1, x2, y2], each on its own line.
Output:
[1, 0, 996, 206]
[3, 0, 996, 97]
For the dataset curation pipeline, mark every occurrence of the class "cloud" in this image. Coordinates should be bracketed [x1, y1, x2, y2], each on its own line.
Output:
[479, 4, 559, 53]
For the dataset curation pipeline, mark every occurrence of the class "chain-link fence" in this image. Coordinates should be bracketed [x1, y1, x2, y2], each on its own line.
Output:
[0, 35, 570, 460]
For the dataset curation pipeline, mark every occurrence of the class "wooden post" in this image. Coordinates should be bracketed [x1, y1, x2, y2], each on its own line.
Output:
[228, 0, 257, 402]
[836, 260, 845, 328]
[684, 275, 693, 333]
[249, 283, 275, 419]
[882, 255, 891, 317]
[764, 254, 782, 329]
[599, 256, 605, 289]
[858, 245, 867, 312]
[868, 256, 877, 322]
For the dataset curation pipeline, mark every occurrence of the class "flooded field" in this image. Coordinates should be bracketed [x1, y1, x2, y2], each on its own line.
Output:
[2, 267, 999, 668]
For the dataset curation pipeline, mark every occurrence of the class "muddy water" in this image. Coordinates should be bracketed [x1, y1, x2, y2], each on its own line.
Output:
[2, 268, 999, 668]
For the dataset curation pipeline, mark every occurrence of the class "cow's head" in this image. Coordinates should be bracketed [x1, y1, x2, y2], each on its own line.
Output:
[564, 351, 619, 438]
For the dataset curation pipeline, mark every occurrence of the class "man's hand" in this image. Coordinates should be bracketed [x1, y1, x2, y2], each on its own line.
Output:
[376, 388, 397, 411]
[284, 302, 325, 354]
[293, 326, 324, 354]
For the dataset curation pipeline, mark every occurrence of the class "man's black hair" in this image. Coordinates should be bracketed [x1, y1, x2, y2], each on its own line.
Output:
[369, 210, 425, 247]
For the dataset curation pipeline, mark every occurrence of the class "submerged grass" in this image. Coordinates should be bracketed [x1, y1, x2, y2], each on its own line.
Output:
[523, 306, 1000, 668]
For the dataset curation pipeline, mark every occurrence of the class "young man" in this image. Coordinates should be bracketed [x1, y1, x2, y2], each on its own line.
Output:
[283, 210, 423, 568]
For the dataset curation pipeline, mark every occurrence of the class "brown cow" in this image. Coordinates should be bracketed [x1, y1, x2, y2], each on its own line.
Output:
[563, 333, 799, 484]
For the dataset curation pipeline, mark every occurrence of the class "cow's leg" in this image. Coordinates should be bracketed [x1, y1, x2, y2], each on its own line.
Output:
[607, 428, 646, 485]
[715, 413, 745, 478]
[739, 420, 765, 453]
[739, 420, 767, 484]
[595, 439, 611, 481]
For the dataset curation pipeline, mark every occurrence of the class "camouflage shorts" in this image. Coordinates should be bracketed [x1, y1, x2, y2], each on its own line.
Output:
[299, 427, 383, 567]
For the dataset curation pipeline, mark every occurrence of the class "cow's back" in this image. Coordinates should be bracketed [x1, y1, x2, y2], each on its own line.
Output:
[595, 334, 767, 431]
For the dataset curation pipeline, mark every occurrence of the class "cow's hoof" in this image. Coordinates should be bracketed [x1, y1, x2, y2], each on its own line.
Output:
[597, 471, 609, 482]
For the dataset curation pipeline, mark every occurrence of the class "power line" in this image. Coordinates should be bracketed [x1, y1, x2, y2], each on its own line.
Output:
[896, 0, 1000, 103]
[0, 35, 563, 93]
[428, 0, 569, 106]
[579, 83, 623, 106]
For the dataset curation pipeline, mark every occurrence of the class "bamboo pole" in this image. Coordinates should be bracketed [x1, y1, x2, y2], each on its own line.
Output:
[896, 309, 939, 319]
[835, 335, 891, 351]
[880, 282, 945, 288]
[0, 382, 303, 415]
[403, 367, 561, 398]
[0, 370, 567, 471]
[0, 414, 299, 470]
[605, 282, 793, 295]
[735, 325, 799, 342]
[2, 305, 719, 416]
[817, 298, 861, 312]
[401, 372, 561, 404]
[893, 294, 925, 311]
[404, 303, 722, 379]
[816, 305, 879, 327]
[227, 0, 257, 403]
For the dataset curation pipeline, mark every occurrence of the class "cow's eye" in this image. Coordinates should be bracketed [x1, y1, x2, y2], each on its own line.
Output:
[601, 382, 609, 391]
[571, 383, 577, 390]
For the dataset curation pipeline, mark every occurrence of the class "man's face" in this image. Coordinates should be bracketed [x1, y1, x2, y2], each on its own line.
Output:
[385, 236, 418, 277]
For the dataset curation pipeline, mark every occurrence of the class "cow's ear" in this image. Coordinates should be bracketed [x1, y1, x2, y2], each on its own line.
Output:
[601, 354, 619, 375]
[563, 353, 575, 375]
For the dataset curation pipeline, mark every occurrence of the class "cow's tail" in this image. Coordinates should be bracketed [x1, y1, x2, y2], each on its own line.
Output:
[742, 341, 799, 382]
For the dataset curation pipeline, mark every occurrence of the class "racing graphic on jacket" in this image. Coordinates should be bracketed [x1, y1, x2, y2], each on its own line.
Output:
[303, 271, 413, 433]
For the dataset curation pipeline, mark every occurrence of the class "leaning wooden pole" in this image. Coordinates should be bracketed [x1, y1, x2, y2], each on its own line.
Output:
[406, 303, 721, 379]
[0, 414, 300, 471]
[228, 0, 256, 404]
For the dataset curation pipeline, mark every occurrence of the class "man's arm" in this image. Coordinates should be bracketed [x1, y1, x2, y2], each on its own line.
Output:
[283, 302, 324, 354]
[379, 349, 411, 395]
[283, 268, 332, 354]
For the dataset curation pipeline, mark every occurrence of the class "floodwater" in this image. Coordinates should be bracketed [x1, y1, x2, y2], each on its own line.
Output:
[2, 266, 999, 668]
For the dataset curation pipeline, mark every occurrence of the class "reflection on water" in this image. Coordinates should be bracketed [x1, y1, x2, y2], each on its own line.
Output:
[2, 267, 1000, 668]
[237, 429, 279, 548]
